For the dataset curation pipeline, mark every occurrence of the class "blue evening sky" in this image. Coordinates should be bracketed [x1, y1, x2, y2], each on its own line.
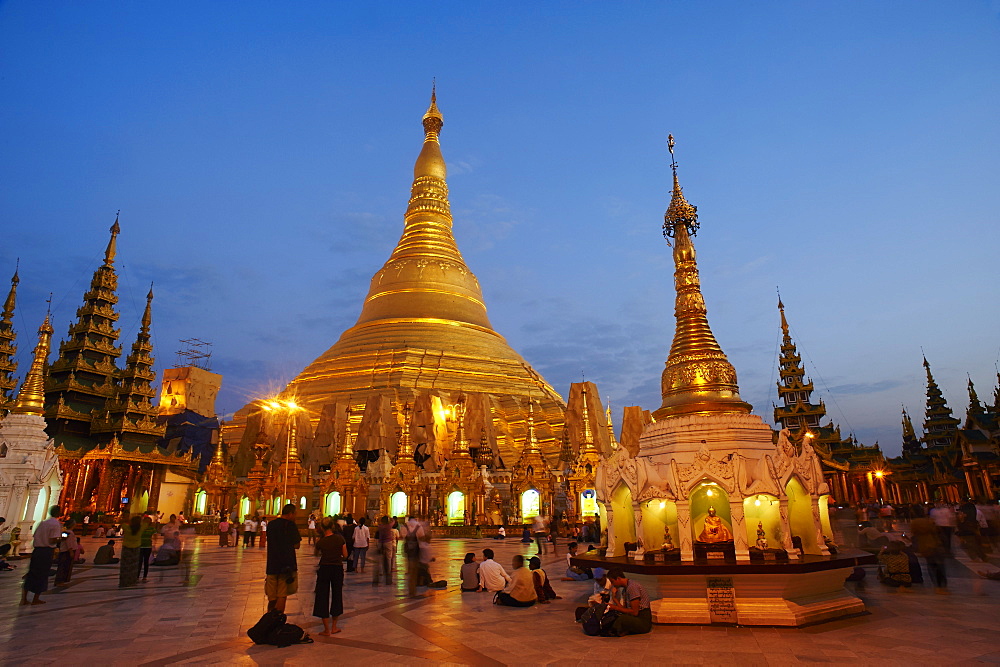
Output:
[2, 2, 998, 455]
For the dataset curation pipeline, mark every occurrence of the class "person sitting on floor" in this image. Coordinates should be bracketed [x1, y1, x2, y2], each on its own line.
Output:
[460, 552, 480, 592]
[529, 556, 560, 603]
[561, 541, 592, 581]
[605, 568, 653, 636]
[93, 540, 120, 565]
[95, 525, 106, 538]
[878, 540, 912, 588]
[477, 548, 510, 593]
[493, 526, 506, 540]
[520, 526, 533, 544]
[495, 554, 536, 607]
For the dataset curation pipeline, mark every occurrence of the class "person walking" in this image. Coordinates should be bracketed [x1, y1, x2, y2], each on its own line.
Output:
[21, 505, 62, 605]
[138, 516, 155, 581]
[119, 514, 142, 588]
[243, 515, 257, 548]
[265, 504, 301, 613]
[910, 505, 948, 593]
[372, 516, 393, 585]
[218, 517, 230, 548]
[403, 515, 426, 597]
[351, 517, 370, 574]
[307, 513, 317, 545]
[258, 517, 268, 549]
[313, 517, 347, 636]
[532, 515, 548, 555]
[342, 516, 356, 572]
[54, 519, 79, 586]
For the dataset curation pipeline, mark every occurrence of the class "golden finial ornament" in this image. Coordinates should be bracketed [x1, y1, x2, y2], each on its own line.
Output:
[104, 211, 121, 266]
[3, 262, 18, 318]
[580, 385, 598, 454]
[654, 135, 750, 419]
[141, 283, 154, 331]
[12, 310, 54, 416]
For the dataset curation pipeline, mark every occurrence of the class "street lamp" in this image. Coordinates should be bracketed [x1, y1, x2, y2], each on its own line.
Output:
[262, 398, 303, 505]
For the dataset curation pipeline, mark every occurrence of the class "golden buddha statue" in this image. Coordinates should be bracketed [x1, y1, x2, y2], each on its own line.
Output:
[697, 506, 733, 543]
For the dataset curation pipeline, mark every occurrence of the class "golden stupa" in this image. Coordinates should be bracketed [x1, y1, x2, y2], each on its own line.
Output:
[243, 90, 566, 465]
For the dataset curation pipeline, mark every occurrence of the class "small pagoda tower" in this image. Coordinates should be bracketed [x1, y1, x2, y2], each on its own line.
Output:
[567, 384, 603, 521]
[0, 311, 62, 549]
[440, 395, 478, 524]
[0, 268, 19, 409]
[510, 402, 554, 522]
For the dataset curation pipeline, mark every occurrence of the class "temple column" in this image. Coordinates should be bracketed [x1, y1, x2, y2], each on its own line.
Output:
[981, 469, 994, 499]
[675, 499, 693, 562]
[964, 469, 978, 501]
[19, 485, 41, 553]
[777, 499, 798, 559]
[729, 498, 749, 562]
[631, 502, 645, 559]
[95, 460, 114, 511]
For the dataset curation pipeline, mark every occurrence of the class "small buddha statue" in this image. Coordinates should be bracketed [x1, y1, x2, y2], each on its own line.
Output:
[697, 506, 733, 543]
[755, 521, 769, 550]
[662, 525, 675, 551]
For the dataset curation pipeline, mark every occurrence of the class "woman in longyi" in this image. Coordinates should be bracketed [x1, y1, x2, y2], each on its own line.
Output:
[698, 507, 732, 543]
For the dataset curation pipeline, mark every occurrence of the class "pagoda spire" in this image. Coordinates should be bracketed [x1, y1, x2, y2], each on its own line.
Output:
[902, 407, 916, 439]
[580, 385, 599, 454]
[655, 135, 750, 419]
[104, 212, 121, 266]
[451, 395, 471, 458]
[351, 88, 495, 331]
[0, 265, 19, 405]
[920, 356, 960, 449]
[91, 285, 163, 443]
[397, 402, 414, 460]
[525, 401, 542, 454]
[45, 220, 124, 448]
[605, 398, 619, 450]
[967, 376, 984, 415]
[773, 297, 825, 434]
[12, 312, 54, 416]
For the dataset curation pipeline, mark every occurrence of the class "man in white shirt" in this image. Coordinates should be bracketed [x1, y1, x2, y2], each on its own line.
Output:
[21, 505, 62, 605]
[477, 548, 511, 592]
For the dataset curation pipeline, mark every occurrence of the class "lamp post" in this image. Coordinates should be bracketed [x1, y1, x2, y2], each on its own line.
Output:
[263, 399, 302, 506]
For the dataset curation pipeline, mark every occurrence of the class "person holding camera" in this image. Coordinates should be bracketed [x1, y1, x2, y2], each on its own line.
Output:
[265, 504, 301, 613]
[54, 519, 79, 586]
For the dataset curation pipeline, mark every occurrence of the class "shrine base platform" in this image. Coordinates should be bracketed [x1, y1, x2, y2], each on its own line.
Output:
[570, 549, 876, 627]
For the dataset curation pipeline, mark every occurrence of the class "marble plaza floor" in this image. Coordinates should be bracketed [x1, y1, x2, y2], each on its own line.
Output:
[1, 533, 999, 666]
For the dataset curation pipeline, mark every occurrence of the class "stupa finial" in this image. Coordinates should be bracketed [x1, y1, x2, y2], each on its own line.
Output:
[104, 211, 121, 266]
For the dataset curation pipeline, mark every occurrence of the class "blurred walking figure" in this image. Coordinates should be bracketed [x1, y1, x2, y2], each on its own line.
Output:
[313, 517, 346, 636]
[138, 515, 155, 580]
[929, 503, 955, 556]
[243, 515, 258, 547]
[351, 517, 370, 574]
[54, 520, 79, 586]
[119, 514, 142, 588]
[910, 505, 947, 593]
[404, 515, 425, 597]
[21, 505, 62, 605]
[372, 516, 394, 585]
[532, 515, 548, 555]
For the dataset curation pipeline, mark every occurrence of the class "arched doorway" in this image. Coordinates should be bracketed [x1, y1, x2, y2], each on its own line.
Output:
[743, 493, 779, 548]
[240, 496, 251, 518]
[390, 491, 408, 518]
[324, 491, 342, 517]
[194, 489, 207, 515]
[640, 498, 677, 549]
[608, 483, 636, 556]
[446, 491, 465, 525]
[690, 481, 732, 544]
[786, 476, 818, 554]
[520, 489, 540, 519]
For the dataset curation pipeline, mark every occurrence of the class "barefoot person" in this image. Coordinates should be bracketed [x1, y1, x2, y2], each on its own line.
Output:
[21, 505, 62, 605]
[313, 517, 347, 636]
[265, 504, 301, 613]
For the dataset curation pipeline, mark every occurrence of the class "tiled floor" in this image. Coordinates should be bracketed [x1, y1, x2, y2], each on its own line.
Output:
[1, 531, 998, 665]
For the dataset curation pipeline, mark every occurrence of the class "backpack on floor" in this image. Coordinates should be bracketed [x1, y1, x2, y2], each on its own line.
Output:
[267, 623, 312, 647]
[580, 603, 619, 637]
[248, 610, 286, 644]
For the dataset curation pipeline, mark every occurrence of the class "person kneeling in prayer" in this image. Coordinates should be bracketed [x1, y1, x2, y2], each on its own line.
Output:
[93, 540, 120, 565]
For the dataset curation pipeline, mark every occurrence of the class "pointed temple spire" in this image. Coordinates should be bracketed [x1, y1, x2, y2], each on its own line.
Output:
[967, 376, 984, 415]
[580, 384, 599, 454]
[902, 407, 916, 439]
[451, 395, 471, 458]
[45, 223, 124, 448]
[920, 356, 960, 449]
[773, 298, 824, 433]
[525, 401, 541, 454]
[352, 87, 494, 330]
[655, 135, 750, 419]
[104, 212, 121, 266]
[12, 313, 54, 416]
[605, 398, 619, 450]
[0, 265, 19, 405]
[397, 402, 414, 460]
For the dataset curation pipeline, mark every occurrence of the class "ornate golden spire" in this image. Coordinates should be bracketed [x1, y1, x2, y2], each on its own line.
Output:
[525, 401, 542, 454]
[655, 136, 750, 419]
[777, 292, 790, 340]
[580, 385, 599, 454]
[0, 264, 19, 404]
[397, 402, 414, 459]
[341, 405, 355, 459]
[352, 89, 493, 330]
[12, 311, 54, 416]
[451, 395, 471, 458]
[104, 212, 121, 266]
[605, 398, 619, 450]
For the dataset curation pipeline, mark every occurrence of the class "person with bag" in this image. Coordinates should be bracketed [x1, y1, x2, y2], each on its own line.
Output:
[313, 517, 347, 636]
[604, 568, 652, 636]
[265, 504, 301, 613]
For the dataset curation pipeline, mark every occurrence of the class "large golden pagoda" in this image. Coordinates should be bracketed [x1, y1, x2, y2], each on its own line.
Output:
[257, 91, 566, 464]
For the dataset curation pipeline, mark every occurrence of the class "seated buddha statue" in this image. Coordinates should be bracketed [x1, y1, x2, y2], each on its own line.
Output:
[755, 521, 769, 550]
[697, 506, 733, 543]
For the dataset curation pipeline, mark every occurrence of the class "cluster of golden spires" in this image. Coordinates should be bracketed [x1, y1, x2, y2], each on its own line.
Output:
[655, 135, 751, 419]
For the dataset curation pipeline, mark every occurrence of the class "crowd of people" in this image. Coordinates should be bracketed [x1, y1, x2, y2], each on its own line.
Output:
[12, 506, 189, 605]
